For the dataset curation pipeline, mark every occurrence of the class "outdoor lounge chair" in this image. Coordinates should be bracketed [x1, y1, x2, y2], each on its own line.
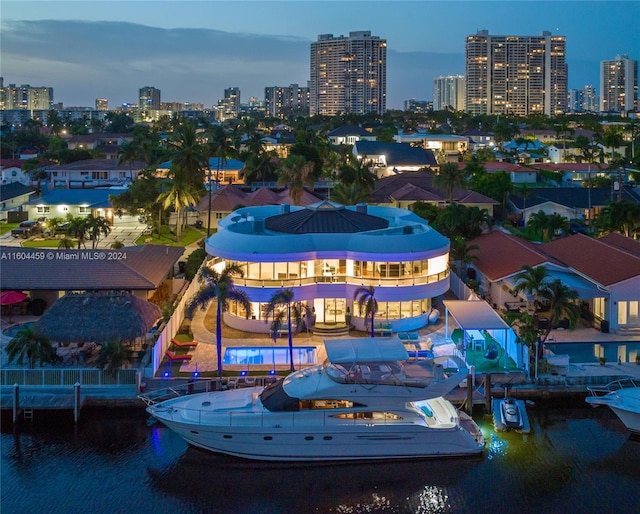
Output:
[165, 350, 192, 361]
[171, 338, 199, 348]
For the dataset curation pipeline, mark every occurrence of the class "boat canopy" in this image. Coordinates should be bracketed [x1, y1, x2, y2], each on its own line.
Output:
[324, 337, 409, 364]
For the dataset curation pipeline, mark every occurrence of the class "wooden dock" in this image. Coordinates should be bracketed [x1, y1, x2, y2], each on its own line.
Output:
[1, 385, 86, 424]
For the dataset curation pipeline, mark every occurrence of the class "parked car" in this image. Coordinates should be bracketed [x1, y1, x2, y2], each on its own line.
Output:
[11, 219, 44, 238]
[55, 221, 71, 235]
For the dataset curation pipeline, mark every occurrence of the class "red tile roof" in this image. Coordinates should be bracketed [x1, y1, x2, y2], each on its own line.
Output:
[469, 230, 548, 280]
[540, 234, 640, 286]
[598, 233, 640, 258]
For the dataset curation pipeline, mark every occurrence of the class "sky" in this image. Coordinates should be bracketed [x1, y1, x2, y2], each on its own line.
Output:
[1, 0, 639, 110]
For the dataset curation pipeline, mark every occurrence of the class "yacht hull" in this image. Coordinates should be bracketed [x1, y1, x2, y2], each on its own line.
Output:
[586, 387, 640, 435]
[152, 414, 484, 461]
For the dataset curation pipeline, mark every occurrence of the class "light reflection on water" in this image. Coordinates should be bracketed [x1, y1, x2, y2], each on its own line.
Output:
[2, 403, 639, 514]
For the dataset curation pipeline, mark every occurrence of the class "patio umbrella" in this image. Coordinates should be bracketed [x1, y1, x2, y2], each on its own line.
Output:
[34, 291, 161, 344]
[0, 290, 28, 305]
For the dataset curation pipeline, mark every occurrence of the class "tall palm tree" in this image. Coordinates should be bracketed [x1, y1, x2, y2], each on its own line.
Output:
[206, 125, 231, 236]
[338, 155, 377, 193]
[85, 214, 112, 249]
[277, 155, 315, 206]
[158, 175, 200, 241]
[5, 326, 56, 369]
[526, 210, 550, 242]
[449, 236, 479, 276]
[95, 339, 134, 377]
[434, 162, 469, 202]
[353, 286, 378, 337]
[185, 264, 251, 376]
[539, 280, 580, 343]
[168, 123, 209, 187]
[512, 265, 549, 311]
[263, 289, 312, 372]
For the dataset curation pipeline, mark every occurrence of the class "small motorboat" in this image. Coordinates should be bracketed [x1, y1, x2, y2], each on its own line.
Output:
[500, 397, 522, 429]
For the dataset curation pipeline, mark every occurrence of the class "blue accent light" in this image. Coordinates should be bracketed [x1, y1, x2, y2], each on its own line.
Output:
[163, 370, 171, 378]
[240, 370, 248, 377]
[269, 369, 277, 376]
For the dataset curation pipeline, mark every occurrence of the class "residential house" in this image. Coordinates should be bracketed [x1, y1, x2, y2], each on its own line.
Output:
[327, 125, 377, 145]
[369, 170, 499, 214]
[1, 159, 31, 186]
[156, 157, 245, 185]
[43, 159, 142, 188]
[0, 244, 185, 309]
[533, 163, 611, 185]
[352, 141, 438, 178]
[461, 129, 495, 151]
[393, 131, 468, 162]
[460, 161, 537, 184]
[468, 230, 640, 335]
[0, 182, 36, 219]
[24, 188, 129, 225]
[204, 201, 449, 333]
[507, 186, 640, 225]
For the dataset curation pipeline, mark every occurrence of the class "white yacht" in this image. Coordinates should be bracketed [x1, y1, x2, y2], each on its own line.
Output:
[142, 338, 485, 462]
[586, 378, 640, 435]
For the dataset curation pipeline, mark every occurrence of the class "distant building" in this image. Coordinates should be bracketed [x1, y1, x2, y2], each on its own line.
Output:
[568, 89, 580, 112]
[95, 98, 108, 111]
[465, 30, 567, 116]
[600, 55, 638, 113]
[581, 85, 599, 112]
[139, 86, 160, 110]
[264, 84, 309, 118]
[222, 87, 241, 120]
[310, 31, 387, 116]
[433, 76, 466, 111]
[404, 99, 432, 113]
[0, 83, 54, 111]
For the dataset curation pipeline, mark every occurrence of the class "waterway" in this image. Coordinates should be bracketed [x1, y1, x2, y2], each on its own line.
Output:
[1, 401, 639, 514]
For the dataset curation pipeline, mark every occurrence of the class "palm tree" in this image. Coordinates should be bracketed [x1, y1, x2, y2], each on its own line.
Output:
[5, 326, 56, 369]
[353, 286, 378, 337]
[331, 182, 371, 205]
[58, 237, 75, 249]
[277, 155, 315, 206]
[185, 264, 251, 376]
[539, 280, 580, 343]
[85, 215, 112, 249]
[526, 210, 550, 242]
[338, 155, 377, 193]
[95, 339, 134, 377]
[168, 123, 209, 187]
[66, 216, 89, 249]
[593, 200, 640, 238]
[512, 265, 549, 311]
[449, 236, 479, 276]
[434, 162, 469, 202]
[158, 176, 200, 241]
[263, 289, 312, 372]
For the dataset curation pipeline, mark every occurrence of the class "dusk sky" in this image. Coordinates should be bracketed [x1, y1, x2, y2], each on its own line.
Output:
[2, 1, 639, 110]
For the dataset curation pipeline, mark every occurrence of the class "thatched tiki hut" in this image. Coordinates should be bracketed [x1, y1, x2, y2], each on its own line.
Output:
[35, 291, 161, 346]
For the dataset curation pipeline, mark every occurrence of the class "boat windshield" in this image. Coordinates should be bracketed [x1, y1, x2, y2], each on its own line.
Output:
[324, 360, 431, 387]
[259, 379, 300, 412]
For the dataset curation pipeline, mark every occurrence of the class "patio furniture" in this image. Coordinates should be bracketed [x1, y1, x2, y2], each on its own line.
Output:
[165, 350, 192, 361]
[171, 338, 199, 348]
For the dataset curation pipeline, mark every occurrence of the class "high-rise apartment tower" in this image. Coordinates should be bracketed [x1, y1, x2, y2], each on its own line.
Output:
[433, 75, 466, 111]
[465, 30, 567, 116]
[310, 31, 386, 116]
[600, 55, 638, 113]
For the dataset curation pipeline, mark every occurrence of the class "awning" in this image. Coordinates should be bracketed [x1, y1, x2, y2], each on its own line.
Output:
[443, 300, 510, 331]
[324, 337, 409, 363]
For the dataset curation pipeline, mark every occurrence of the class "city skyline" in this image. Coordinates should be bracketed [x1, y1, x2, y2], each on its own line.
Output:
[1, 1, 638, 110]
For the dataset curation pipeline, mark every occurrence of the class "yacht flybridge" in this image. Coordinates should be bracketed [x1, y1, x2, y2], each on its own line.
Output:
[141, 338, 485, 461]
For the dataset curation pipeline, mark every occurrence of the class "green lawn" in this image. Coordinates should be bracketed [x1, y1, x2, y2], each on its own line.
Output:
[22, 239, 72, 248]
[0, 222, 19, 235]
[136, 226, 207, 247]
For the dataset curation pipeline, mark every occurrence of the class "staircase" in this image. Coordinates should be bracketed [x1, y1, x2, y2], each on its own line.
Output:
[312, 323, 351, 338]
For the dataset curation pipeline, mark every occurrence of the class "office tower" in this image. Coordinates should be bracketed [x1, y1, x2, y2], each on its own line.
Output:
[600, 55, 638, 113]
[139, 86, 161, 111]
[581, 85, 598, 112]
[223, 87, 241, 119]
[433, 75, 466, 111]
[465, 30, 567, 116]
[95, 98, 109, 111]
[310, 31, 387, 116]
[265, 84, 310, 118]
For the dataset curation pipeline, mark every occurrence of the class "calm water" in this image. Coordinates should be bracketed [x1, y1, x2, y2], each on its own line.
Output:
[1, 402, 639, 514]
[545, 341, 640, 364]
